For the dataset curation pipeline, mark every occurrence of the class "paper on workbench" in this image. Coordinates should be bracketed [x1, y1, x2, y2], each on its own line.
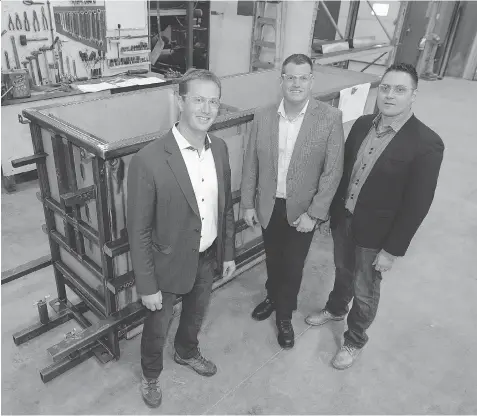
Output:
[339, 83, 371, 124]
[110, 77, 166, 88]
[76, 82, 115, 93]
[133, 77, 165, 85]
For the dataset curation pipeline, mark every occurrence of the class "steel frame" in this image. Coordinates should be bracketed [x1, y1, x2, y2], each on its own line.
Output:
[11, 107, 271, 383]
[311, 0, 408, 70]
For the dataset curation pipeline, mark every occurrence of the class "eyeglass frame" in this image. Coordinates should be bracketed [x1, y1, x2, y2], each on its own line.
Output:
[281, 73, 314, 83]
[180, 94, 221, 109]
[378, 83, 416, 95]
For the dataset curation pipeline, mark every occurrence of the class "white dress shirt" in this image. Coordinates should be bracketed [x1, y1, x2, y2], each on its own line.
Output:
[276, 99, 309, 198]
[172, 124, 218, 252]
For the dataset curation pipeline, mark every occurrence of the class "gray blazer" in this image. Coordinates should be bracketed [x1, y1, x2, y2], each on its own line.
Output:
[127, 130, 235, 296]
[241, 98, 345, 228]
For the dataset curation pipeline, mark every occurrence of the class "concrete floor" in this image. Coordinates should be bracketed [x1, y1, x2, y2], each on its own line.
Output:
[2, 77, 477, 414]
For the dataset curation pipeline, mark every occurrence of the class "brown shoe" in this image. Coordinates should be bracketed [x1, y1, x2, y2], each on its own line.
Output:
[305, 308, 345, 326]
[141, 375, 162, 408]
[174, 350, 217, 377]
[331, 344, 363, 370]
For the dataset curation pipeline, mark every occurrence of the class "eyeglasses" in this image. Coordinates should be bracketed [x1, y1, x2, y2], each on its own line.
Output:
[182, 95, 220, 109]
[281, 74, 314, 83]
[379, 84, 414, 95]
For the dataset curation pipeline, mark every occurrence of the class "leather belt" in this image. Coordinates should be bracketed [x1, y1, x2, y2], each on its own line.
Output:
[199, 240, 217, 259]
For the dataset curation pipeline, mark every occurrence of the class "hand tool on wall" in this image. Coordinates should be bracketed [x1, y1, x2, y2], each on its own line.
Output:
[33, 10, 40, 32]
[15, 13, 23, 30]
[91, 11, 96, 43]
[87, 11, 92, 42]
[19, 35, 49, 46]
[23, 0, 45, 5]
[26, 56, 38, 85]
[46, 1, 55, 46]
[8, 14, 15, 31]
[24, 12, 31, 31]
[41, 6, 49, 31]
[31, 51, 43, 84]
[57, 39, 65, 79]
[4, 51, 11, 70]
[79, 11, 84, 40]
[66, 56, 71, 79]
[117, 24, 121, 59]
[39, 46, 51, 84]
[10, 36, 22, 69]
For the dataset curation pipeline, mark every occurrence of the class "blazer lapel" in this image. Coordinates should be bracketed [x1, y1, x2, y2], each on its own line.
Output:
[269, 105, 280, 176]
[164, 131, 200, 218]
[210, 138, 225, 216]
[288, 98, 319, 165]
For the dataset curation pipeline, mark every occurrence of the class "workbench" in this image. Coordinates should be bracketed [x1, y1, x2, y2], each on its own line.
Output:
[1, 72, 170, 192]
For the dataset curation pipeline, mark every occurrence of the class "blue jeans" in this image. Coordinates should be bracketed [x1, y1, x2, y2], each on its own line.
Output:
[326, 214, 382, 348]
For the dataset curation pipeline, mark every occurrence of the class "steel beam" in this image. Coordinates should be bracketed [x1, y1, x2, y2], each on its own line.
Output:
[2, 255, 52, 285]
[366, 1, 393, 42]
[47, 301, 143, 363]
[319, 0, 345, 40]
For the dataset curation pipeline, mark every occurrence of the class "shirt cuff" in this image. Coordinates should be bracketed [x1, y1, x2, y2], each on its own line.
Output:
[381, 249, 397, 260]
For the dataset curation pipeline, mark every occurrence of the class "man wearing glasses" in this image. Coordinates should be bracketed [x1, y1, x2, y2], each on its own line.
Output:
[306, 63, 444, 370]
[127, 69, 236, 408]
[241, 53, 345, 349]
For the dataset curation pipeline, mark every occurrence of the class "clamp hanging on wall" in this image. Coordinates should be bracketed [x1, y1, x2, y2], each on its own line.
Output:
[41, 6, 49, 30]
[15, 13, 23, 30]
[24, 11, 31, 31]
[33, 10, 41, 32]
[8, 15, 15, 31]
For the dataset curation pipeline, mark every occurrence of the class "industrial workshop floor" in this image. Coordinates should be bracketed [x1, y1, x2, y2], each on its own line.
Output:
[2, 76, 477, 415]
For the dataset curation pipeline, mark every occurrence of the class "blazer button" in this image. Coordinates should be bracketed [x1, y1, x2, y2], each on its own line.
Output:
[195, 228, 200, 232]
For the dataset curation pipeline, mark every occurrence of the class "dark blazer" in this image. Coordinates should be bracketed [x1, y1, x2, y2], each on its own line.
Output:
[127, 130, 235, 296]
[241, 98, 344, 228]
[330, 114, 444, 257]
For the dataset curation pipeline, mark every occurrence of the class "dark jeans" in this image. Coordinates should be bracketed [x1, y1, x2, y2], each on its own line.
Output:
[262, 198, 315, 321]
[140, 246, 216, 380]
[325, 213, 382, 348]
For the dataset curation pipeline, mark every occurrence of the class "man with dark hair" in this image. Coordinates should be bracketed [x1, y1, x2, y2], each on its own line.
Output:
[306, 62, 444, 370]
[127, 68, 236, 408]
[241, 53, 345, 349]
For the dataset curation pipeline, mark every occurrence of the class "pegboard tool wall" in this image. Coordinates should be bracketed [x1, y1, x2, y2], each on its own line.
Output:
[1, 0, 150, 80]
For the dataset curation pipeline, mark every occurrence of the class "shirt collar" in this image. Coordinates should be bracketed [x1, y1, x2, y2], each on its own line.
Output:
[172, 123, 211, 151]
[277, 99, 310, 120]
[373, 110, 413, 133]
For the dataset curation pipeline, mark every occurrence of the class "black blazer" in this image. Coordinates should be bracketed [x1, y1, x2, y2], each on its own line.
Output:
[330, 114, 444, 256]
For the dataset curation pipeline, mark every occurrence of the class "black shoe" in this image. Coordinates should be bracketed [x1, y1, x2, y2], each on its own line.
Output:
[252, 297, 275, 321]
[277, 319, 294, 349]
